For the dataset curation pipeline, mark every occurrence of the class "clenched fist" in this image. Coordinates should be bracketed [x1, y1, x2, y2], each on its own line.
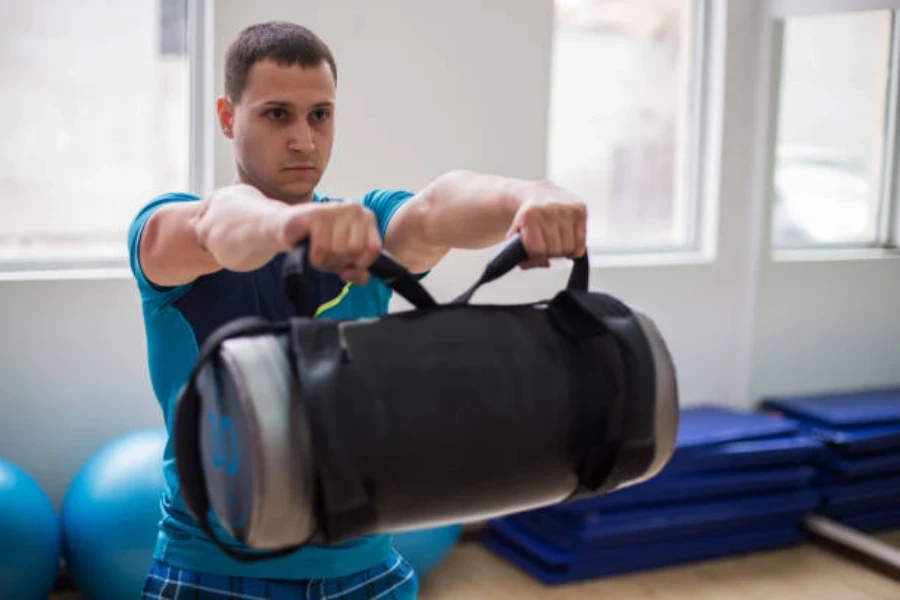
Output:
[274, 201, 383, 285]
[507, 181, 588, 269]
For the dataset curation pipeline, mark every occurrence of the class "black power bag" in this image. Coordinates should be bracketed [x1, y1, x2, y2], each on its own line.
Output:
[173, 235, 679, 562]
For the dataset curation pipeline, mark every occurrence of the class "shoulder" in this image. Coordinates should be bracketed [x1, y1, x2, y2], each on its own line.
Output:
[127, 191, 201, 304]
[128, 192, 201, 235]
[127, 191, 201, 252]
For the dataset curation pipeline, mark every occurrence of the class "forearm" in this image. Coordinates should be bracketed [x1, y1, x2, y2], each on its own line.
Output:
[195, 185, 383, 285]
[140, 185, 291, 287]
[193, 184, 290, 270]
[415, 170, 529, 250]
[383, 170, 533, 273]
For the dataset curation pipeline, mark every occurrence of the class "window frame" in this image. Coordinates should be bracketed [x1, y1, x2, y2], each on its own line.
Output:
[550, 0, 718, 259]
[8, 0, 900, 277]
[0, 0, 205, 276]
[767, 0, 900, 254]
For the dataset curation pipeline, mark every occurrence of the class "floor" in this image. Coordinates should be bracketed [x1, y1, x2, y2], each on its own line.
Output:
[417, 530, 900, 599]
[51, 531, 900, 599]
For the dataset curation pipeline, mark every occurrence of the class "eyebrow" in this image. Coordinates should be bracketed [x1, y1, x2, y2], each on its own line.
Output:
[259, 100, 334, 110]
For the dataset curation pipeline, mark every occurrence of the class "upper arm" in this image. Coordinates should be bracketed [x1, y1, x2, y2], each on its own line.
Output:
[128, 193, 220, 295]
[365, 188, 444, 275]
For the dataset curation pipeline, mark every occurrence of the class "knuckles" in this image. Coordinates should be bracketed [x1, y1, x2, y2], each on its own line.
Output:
[303, 202, 381, 269]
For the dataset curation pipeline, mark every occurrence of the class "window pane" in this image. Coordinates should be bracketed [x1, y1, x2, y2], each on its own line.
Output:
[0, 0, 190, 262]
[548, 0, 698, 251]
[772, 11, 891, 248]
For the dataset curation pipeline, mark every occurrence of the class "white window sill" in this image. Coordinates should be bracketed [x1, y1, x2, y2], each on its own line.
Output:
[0, 248, 719, 283]
[545, 248, 714, 269]
[0, 259, 132, 282]
[771, 246, 900, 264]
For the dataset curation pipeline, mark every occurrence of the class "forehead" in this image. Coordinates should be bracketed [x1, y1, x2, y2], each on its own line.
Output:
[239, 59, 335, 106]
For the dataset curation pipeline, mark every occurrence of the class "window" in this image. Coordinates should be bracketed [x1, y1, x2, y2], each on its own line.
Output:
[0, 0, 191, 265]
[771, 10, 899, 249]
[547, 0, 708, 253]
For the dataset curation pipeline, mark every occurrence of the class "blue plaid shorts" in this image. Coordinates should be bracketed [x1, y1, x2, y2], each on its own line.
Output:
[141, 549, 419, 599]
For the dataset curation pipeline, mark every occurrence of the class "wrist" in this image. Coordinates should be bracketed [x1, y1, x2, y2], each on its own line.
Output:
[503, 178, 540, 224]
[262, 201, 304, 253]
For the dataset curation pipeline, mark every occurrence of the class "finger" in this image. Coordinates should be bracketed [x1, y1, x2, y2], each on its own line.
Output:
[543, 213, 564, 257]
[329, 209, 351, 265]
[519, 215, 547, 263]
[520, 257, 551, 270]
[282, 206, 312, 252]
[574, 214, 587, 258]
[343, 211, 366, 263]
[309, 215, 333, 270]
[559, 215, 576, 258]
[341, 266, 369, 286]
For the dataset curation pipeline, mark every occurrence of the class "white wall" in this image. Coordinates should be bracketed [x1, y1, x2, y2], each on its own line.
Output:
[0, 275, 161, 507]
[1, 0, 898, 509]
[752, 255, 900, 398]
[748, 6, 900, 401]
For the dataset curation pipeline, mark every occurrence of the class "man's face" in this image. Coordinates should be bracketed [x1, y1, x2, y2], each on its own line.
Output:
[217, 59, 336, 203]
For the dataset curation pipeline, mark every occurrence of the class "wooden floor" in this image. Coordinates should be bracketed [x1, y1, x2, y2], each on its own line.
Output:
[418, 530, 900, 600]
[50, 531, 900, 599]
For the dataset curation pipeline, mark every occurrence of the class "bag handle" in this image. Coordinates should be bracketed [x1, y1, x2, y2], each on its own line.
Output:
[283, 234, 589, 314]
[452, 234, 589, 304]
[282, 242, 439, 316]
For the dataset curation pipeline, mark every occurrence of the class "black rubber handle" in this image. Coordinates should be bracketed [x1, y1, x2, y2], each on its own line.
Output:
[282, 242, 438, 317]
[452, 234, 589, 304]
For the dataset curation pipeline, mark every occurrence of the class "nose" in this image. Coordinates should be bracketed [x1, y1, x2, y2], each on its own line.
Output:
[287, 122, 315, 154]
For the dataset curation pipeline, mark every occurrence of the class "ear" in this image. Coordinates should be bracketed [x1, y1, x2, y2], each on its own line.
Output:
[217, 96, 235, 139]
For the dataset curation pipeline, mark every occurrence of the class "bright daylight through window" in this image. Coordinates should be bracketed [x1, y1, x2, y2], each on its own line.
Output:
[772, 10, 895, 249]
[547, 0, 703, 253]
[0, 0, 190, 264]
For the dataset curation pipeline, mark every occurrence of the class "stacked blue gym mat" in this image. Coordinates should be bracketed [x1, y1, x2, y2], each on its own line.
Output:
[761, 387, 900, 535]
[481, 406, 826, 584]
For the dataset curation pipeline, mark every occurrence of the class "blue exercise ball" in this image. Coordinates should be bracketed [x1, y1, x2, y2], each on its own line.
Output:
[61, 428, 167, 600]
[392, 524, 462, 578]
[0, 459, 61, 600]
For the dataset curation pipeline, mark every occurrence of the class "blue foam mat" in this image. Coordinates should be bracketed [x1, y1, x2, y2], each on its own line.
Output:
[799, 422, 900, 457]
[817, 450, 900, 480]
[761, 387, 900, 429]
[835, 505, 900, 533]
[621, 406, 824, 475]
[820, 474, 900, 502]
[482, 519, 804, 584]
[665, 433, 824, 474]
[503, 488, 820, 550]
[675, 406, 799, 448]
[819, 490, 900, 518]
[553, 466, 816, 513]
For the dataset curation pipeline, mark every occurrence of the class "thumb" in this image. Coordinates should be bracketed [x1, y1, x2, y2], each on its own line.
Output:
[278, 206, 314, 252]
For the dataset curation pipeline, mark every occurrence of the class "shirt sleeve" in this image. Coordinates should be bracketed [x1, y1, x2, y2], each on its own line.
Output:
[359, 189, 415, 240]
[359, 189, 431, 280]
[127, 192, 200, 307]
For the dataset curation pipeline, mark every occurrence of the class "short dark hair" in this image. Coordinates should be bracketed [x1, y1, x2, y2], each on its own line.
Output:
[224, 21, 337, 103]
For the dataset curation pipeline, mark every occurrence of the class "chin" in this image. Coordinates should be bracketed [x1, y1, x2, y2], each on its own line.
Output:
[252, 166, 322, 202]
[274, 181, 317, 203]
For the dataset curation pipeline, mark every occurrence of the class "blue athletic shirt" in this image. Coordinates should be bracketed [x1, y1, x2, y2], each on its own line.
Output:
[127, 189, 415, 580]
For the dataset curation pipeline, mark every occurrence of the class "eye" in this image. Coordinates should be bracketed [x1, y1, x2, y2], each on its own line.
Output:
[265, 107, 288, 121]
[310, 108, 331, 123]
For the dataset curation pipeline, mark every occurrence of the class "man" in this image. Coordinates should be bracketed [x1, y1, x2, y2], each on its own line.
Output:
[131, 21, 588, 600]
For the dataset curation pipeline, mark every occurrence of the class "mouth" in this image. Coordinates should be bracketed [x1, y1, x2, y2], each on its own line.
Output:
[282, 165, 316, 172]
